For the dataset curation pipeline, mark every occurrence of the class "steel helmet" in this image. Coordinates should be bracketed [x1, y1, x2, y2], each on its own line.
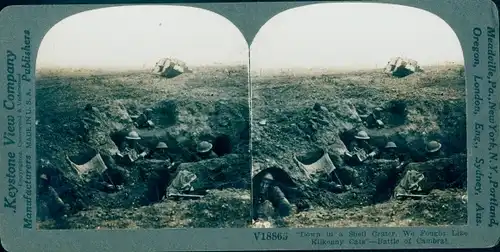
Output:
[196, 141, 213, 153]
[263, 173, 274, 180]
[426, 141, 442, 153]
[354, 130, 370, 140]
[156, 142, 168, 149]
[385, 142, 397, 149]
[125, 131, 141, 140]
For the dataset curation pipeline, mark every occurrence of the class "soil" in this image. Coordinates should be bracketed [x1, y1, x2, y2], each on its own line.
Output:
[36, 64, 467, 229]
[36, 66, 252, 229]
[251, 64, 467, 227]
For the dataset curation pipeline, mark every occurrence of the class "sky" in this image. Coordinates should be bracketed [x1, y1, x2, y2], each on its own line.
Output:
[36, 5, 249, 70]
[37, 3, 465, 71]
[250, 3, 465, 71]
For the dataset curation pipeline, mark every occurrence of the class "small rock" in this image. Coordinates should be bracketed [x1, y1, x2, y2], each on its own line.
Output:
[376, 119, 384, 127]
[313, 103, 322, 111]
[461, 195, 468, 203]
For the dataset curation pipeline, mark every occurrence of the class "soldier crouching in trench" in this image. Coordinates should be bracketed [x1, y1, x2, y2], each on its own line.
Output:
[424, 140, 445, 161]
[196, 141, 218, 160]
[147, 142, 174, 161]
[143, 164, 176, 204]
[253, 172, 294, 221]
[38, 159, 89, 217]
[119, 131, 149, 163]
[345, 130, 379, 165]
[98, 154, 131, 192]
[38, 174, 69, 221]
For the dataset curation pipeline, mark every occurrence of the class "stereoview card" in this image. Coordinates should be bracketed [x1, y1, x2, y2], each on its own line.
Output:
[0, 0, 499, 251]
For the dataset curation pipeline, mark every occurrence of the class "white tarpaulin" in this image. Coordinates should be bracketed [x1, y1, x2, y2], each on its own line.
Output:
[293, 149, 336, 178]
[167, 170, 198, 195]
[67, 153, 108, 176]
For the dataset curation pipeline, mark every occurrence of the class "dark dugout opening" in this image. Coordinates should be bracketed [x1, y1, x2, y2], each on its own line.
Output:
[213, 134, 233, 156]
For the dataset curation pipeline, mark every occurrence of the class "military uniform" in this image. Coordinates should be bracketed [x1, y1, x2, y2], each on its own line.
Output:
[253, 173, 292, 220]
[145, 167, 172, 203]
[119, 131, 148, 163]
[148, 142, 173, 162]
[379, 142, 400, 160]
[346, 131, 378, 165]
[348, 131, 376, 153]
[39, 175, 67, 219]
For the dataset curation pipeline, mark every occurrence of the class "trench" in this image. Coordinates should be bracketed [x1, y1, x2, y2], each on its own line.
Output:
[39, 98, 251, 219]
[252, 98, 467, 214]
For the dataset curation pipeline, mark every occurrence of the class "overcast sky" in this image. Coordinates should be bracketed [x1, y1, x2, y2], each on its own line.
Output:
[250, 3, 465, 71]
[36, 5, 248, 70]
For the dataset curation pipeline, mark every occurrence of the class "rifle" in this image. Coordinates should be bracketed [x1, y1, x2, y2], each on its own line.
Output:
[167, 193, 204, 200]
[394, 193, 427, 199]
[395, 161, 408, 170]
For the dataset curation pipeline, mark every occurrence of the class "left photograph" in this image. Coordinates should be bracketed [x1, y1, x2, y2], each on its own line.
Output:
[35, 5, 251, 229]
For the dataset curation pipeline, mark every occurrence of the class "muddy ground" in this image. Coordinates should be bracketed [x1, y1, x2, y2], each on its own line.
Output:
[36, 64, 467, 229]
[36, 66, 252, 229]
[251, 64, 467, 227]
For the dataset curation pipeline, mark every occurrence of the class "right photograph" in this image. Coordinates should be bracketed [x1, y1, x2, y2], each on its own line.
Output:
[250, 3, 467, 228]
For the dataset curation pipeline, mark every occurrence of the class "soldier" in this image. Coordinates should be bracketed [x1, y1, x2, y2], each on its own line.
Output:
[253, 173, 293, 220]
[196, 141, 218, 160]
[39, 174, 68, 219]
[144, 166, 173, 203]
[379, 141, 399, 160]
[317, 174, 346, 193]
[425, 140, 445, 160]
[148, 142, 173, 162]
[119, 131, 149, 162]
[346, 130, 378, 164]
[134, 108, 155, 129]
[101, 154, 130, 187]
[80, 104, 102, 142]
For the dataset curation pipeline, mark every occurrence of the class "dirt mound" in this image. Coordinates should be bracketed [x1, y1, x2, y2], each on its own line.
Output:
[280, 189, 466, 228]
[38, 189, 251, 229]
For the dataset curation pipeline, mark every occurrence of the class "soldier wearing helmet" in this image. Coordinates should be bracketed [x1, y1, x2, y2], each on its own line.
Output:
[120, 130, 149, 162]
[379, 141, 400, 160]
[38, 173, 69, 220]
[196, 141, 218, 160]
[147, 141, 174, 165]
[346, 130, 378, 164]
[253, 172, 293, 220]
[424, 140, 445, 161]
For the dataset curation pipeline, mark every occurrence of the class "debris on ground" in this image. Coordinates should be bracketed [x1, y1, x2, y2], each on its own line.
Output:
[151, 58, 192, 79]
[384, 57, 422, 78]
